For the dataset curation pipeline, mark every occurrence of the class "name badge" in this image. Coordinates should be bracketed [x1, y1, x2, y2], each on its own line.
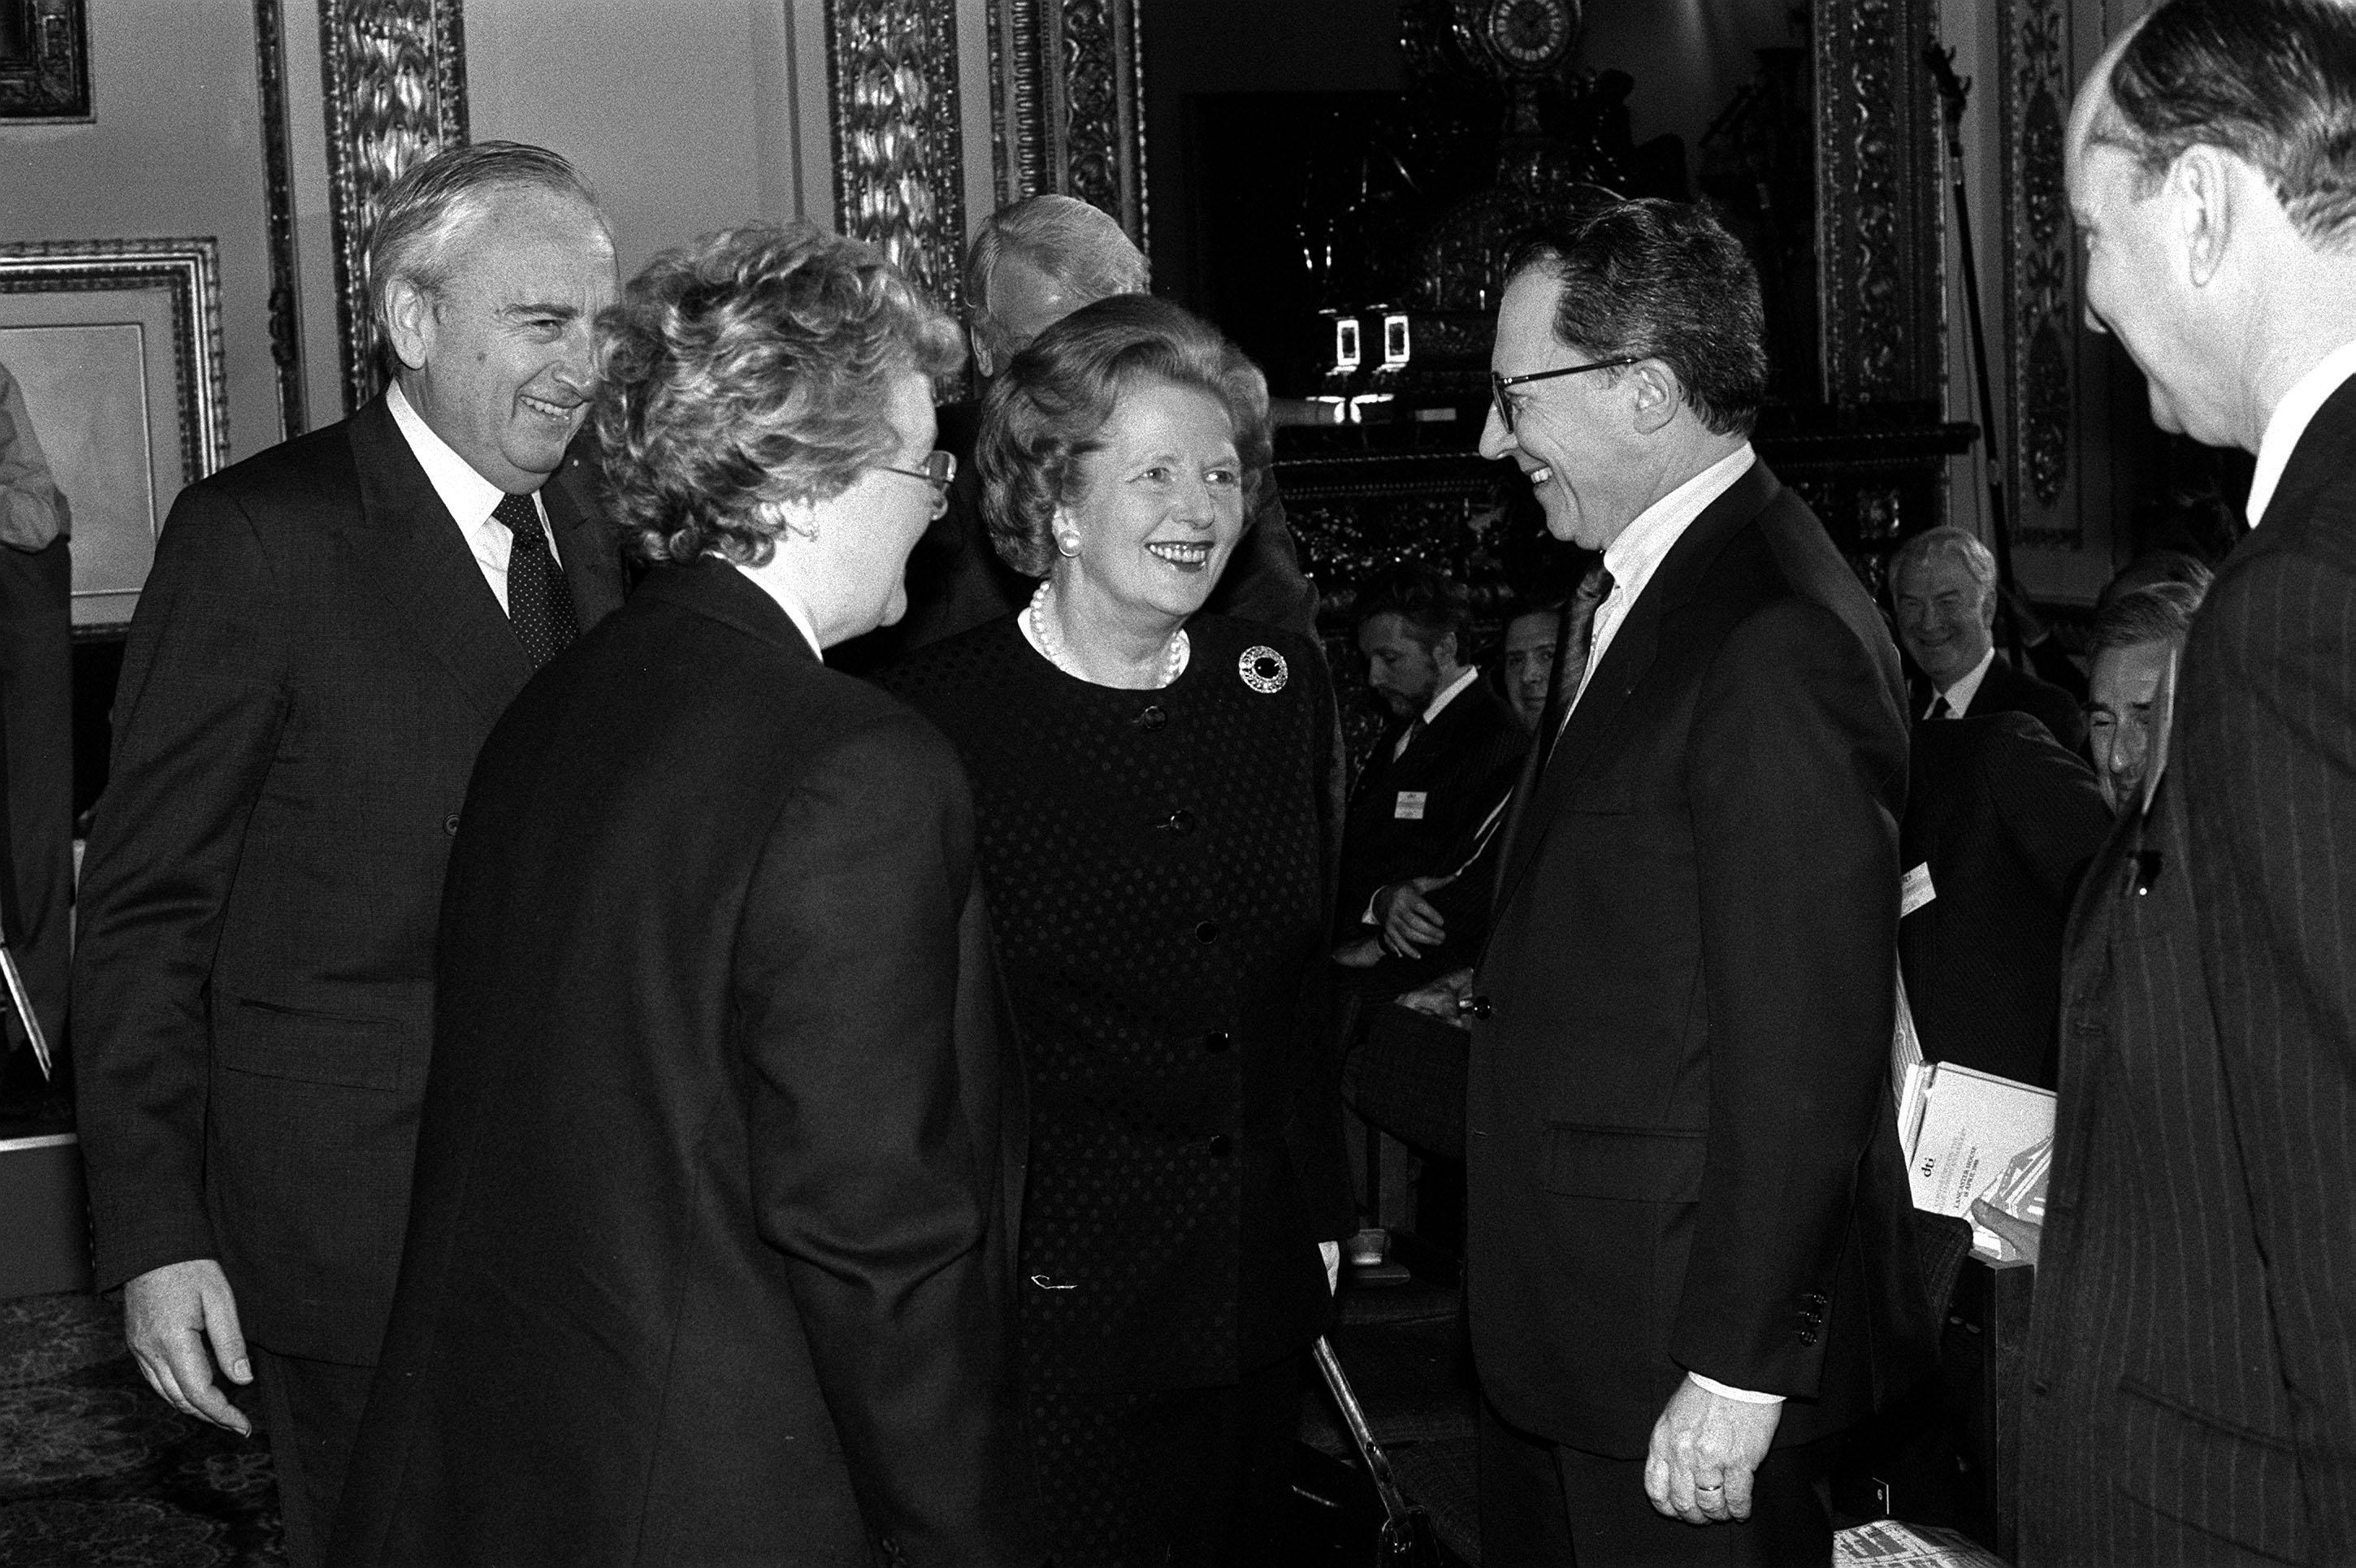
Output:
[1394, 790, 1428, 821]
[1901, 862, 1937, 918]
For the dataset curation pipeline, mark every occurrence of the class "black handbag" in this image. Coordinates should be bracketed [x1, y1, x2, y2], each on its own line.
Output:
[1312, 1336, 1445, 1566]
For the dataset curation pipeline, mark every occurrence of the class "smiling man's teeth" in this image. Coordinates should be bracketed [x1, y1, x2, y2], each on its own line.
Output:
[521, 395, 578, 420]
[1147, 542, 1211, 564]
[1529, 465, 1553, 485]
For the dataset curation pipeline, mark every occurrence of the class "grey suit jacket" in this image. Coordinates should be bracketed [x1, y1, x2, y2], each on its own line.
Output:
[73, 395, 626, 1364]
[2022, 379, 2356, 1565]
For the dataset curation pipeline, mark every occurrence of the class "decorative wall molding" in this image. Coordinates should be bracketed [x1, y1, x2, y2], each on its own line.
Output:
[1813, 0, 1945, 407]
[985, 0, 1148, 248]
[318, 0, 469, 415]
[253, 0, 306, 441]
[827, 0, 970, 316]
[2001, 0, 2080, 548]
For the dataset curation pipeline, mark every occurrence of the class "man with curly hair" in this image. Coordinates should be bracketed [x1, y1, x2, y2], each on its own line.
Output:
[71, 141, 627, 1567]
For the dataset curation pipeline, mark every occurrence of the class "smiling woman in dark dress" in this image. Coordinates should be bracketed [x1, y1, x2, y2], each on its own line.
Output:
[881, 295, 1353, 1567]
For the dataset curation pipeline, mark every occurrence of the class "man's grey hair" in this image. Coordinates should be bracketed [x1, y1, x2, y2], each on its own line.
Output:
[2088, 579, 2205, 660]
[964, 195, 1147, 362]
[1890, 526, 1999, 603]
[366, 141, 604, 343]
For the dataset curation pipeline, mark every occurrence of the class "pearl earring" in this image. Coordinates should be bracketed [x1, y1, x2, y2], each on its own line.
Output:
[1055, 534, 1081, 558]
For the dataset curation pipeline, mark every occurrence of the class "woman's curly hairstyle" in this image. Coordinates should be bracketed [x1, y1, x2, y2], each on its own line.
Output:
[594, 223, 963, 566]
[977, 294, 1271, 578]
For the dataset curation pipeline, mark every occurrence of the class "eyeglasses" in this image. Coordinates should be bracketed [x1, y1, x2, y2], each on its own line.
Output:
[1489, 357, 1639, 436]
[875, 449, 958, 519]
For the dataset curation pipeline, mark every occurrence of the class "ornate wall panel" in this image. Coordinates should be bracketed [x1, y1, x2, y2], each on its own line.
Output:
[828, 0, 970, 317]
[2002, 0, 2082, 548]
[319, 0, 469, 414]
[1813, 0, 1945, 406]
[253, 0, 306, 439]
[985, 0, 1147, 247]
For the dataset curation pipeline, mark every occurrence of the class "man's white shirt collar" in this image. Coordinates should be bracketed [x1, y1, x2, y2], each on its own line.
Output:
[1420, 665, 1481, 726]
[1570, 444, 1755, 720]
[2246, 337, 2356, 527]
[1393, 664, 1483, 759]
[1934, 644, 1997, 718]
[387, 382, 559, 613]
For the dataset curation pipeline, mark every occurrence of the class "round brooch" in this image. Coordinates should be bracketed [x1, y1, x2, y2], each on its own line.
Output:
[1238, 645, 1288, 694]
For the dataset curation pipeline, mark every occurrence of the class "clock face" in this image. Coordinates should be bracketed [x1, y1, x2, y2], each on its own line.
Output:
[1488, 0, 1574, 68]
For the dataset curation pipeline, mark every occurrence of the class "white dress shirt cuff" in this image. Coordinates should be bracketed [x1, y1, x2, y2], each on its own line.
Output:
[1688, 1371, 1783, 1405]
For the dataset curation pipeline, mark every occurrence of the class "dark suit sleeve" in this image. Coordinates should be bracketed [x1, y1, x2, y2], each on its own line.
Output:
[1987, 722, 2113, 906]
[1206, 487, 1321, 640]
[1674, 598, 1905, 1396]
[2183, 544, 2356, 1557]
[730, 710, 1031, 1564]
[71, 484, 292, 1291]
[1293, 651, 1359, 1241]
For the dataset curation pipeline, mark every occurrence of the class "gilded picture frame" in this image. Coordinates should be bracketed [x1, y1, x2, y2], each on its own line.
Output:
[0, 239, 229, 630]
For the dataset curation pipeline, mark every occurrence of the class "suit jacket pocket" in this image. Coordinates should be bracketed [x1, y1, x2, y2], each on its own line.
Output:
[2113, 1374, 2311, 1564]
[1540, 1123, 1706, 1202]
[214, 998, 405, 1091]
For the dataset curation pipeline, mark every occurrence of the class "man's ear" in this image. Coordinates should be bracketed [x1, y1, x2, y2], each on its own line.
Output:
[383, 277, 437, 374]
[1626, 359, 1681, 435]
[2170, 144, 2237, 289]
[1436, 629, 1461, 671]
[1980, 582, 2000, 629]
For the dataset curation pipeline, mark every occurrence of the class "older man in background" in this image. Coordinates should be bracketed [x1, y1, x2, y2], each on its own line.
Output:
[834, 193, 1315, 668]
[2080, 579, 2202, 815]
[1891, 526, 2085, 750]
[2024, 2, 2356, 1559]
[71, 142, 626, 1566]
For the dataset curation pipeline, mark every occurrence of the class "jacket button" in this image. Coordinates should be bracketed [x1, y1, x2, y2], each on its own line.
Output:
[1798, 1328, 1818, 1345]
[1208, 1134, 1232, 1156]
[1134, 704, 1167, 732]
[1463, 994, 1494, 1020]
[1165, 809, 1196, 834]
[1195, 920, 1221, 944]
[443, 813, 461, 836]
[1203, 1030, 1230, 1054]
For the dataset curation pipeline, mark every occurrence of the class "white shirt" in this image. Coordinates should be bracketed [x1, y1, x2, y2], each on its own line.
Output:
[2246, 337, 2356, 527]
[1393, 665, 1483, 760]
[1930, 645, 1996, 719]
[387, 382, 562, 613]
[730, 562, 825, 660]
[1569, 444, 1756, 723]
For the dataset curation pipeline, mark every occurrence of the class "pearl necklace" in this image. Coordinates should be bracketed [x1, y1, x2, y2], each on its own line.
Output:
[1027, 582, 1189, 688]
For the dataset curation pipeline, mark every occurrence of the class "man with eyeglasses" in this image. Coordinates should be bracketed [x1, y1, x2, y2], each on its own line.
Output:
[831, 194, 1316, 670]
[1442, 198, 1937, 1565]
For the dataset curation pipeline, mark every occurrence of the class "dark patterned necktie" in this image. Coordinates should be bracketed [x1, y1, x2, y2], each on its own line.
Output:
[1536, 565, 1612, 782]
[493, 491, 578, 668]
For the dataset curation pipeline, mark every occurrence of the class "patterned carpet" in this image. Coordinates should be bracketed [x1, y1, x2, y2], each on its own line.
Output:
[0, 1293, 286, 1566]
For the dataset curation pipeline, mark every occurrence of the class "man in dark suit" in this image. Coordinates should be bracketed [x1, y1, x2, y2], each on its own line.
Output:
[333, 223, 1034, 1563]
[832, 194, 1316, 671]
[0, 356, 71, 1074]
[2023, 6, 2356, 1558]
[1899, 714, 2112, 1089]
[1335, 560, 1528, 969]
[1446, 200, 1936, 1563]
[1892, 526, 2087, 751]
[2081, 578, 2202, 814]
[71, 142, 626, 1566]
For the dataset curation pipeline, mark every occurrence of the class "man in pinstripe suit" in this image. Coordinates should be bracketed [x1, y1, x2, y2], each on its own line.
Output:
[2025, 4, 2356, 1561]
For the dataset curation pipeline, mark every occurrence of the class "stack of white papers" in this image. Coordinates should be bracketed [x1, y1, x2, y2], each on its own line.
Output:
[1899, 1057, 2054, 1258]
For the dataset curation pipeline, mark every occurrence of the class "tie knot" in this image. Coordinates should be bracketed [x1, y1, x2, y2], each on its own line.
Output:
[494, 491, 543, 546]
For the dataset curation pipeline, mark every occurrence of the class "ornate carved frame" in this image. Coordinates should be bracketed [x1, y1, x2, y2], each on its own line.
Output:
[318, 0, 470, 414]
[984, 0, 1149, 245]
[0, 0, 91, 123]
[253, 0, 307, 440]
[1813, 0, 1946, 409]
[826, 0, 971, 314]
[2001, 0, 2080, 549]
